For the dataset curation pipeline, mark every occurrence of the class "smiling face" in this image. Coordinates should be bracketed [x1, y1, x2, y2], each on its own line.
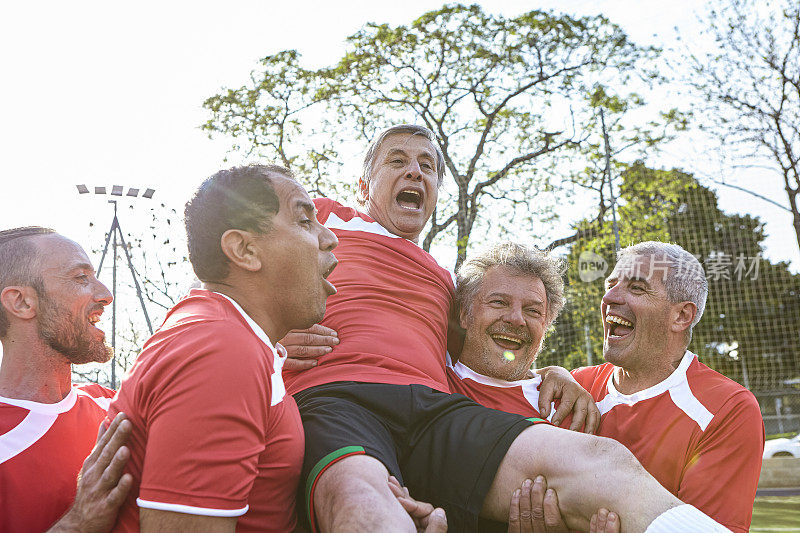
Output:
[601, 254, 679, 372]
[256, 175, 338, 334]
[459, 266, 549, 381]
[362, 133, 439, 242]
[34, 235, 114, 364]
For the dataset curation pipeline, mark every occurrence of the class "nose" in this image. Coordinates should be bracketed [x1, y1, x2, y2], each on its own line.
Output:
[405, 159, 422, 181]
[95, 278, 113, 306]
[501, 304, 526, 328]
[319, 225, 338, 252]
[602, 283, 623, 307]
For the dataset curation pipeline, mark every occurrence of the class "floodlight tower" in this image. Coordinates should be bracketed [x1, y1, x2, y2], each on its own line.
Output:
[76, 184, 156, 388]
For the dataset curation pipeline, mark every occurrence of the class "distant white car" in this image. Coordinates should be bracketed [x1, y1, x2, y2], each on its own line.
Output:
[763, 433, 800, 458]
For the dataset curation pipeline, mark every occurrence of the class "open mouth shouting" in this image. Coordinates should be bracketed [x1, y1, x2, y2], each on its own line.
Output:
[395, 187, 424, 211]
[606, 314, 634, 340]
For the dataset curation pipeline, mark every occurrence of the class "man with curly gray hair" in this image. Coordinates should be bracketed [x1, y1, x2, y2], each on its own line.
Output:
[448, 242, 600, 431]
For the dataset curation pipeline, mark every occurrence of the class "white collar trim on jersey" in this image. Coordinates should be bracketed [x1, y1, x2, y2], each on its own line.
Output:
[213, 292, 278, 351]
[213, 292, 287, 406]
[601, 350, 713, 431]
[0, 387, 78, 414]
[449, 356, 543, 389]
[606, 350, 695, 403]
[325, 211, 422, 247]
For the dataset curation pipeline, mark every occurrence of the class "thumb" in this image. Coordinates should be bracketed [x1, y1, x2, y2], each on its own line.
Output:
[425, 508, 448, 533]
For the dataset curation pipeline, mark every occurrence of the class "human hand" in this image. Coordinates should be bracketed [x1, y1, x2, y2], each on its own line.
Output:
[48, 412, 133, 533]
[388, 476, 447, 532]
[590, 508, 620, 533]
[536, 366, 599, 433]
[280, 324, 339, 371]
[507, 476, 567, 533]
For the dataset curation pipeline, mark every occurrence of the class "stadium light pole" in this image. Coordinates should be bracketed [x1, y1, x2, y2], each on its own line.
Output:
[76, 184, 155, 388]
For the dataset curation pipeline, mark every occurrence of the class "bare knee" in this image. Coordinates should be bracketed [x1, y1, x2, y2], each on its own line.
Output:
[313, 455, 414, 533]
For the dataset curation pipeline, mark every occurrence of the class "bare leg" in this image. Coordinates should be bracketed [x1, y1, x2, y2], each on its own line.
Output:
[482, 425, 682, 532]
[313, 454, 416, 533]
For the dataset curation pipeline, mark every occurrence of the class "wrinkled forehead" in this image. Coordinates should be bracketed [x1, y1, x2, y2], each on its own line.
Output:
[378, 132, 436, 157]
[609, 253, 671, 284]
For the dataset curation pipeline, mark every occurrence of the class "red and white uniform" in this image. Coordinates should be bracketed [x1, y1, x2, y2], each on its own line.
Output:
[0, 383, 114, 533]
[108, 289, 304, 532]
[284, 198, 455, 395]
[446, 359, 548, 419]
[571, 351, 764, 533]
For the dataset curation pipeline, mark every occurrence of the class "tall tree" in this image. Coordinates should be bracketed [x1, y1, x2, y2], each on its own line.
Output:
[688, 0, 800, 251]
[204, 5, 672, 268]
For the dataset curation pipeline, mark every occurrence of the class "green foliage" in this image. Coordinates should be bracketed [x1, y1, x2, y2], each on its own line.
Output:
[203, 4, 675, 269]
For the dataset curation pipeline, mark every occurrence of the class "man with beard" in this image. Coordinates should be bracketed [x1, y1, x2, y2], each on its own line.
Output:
[280, 125, 728, 532]
[446, 242, 578, 423]
[0, 226, 133, 532]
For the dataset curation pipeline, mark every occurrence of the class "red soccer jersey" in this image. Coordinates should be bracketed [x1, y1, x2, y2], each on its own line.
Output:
[283, 198, 456, 395]
[571, 351, 765, 533]
[446, 359, 548, 419]
[108, 289, 304, 533]
[0, 383, 114, 533]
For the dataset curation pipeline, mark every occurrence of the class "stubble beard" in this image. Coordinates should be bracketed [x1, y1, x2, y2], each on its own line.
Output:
[37, 293, 112, 365]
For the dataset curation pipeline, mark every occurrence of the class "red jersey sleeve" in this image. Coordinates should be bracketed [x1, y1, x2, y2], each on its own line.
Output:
[136, 321, 271, 514]
[676, 390, 764, 532]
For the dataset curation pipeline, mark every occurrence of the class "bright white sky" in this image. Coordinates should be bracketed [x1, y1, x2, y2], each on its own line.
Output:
[1, 0, 798, 276]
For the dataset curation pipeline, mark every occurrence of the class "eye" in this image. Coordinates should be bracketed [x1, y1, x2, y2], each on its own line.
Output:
[300, 218, 313, 227]
[76, 274, 90, 283]
[489, 299, 506, 306]
[421, 162, 433, 170]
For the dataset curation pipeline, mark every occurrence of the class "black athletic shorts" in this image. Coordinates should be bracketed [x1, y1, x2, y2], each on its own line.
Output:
[294, 381, 548, 532]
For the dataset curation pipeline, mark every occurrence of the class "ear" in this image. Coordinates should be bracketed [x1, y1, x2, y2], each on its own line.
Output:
[0, 286, 38, 321]
[458, 306, 469, 330]
[358, 176, 369, 202]
[671, 301, 696, 334]
[220, 230, 262, 273]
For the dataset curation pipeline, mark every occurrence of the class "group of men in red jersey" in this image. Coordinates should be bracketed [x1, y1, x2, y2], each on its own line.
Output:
[278, 125, 762, 532]
[445, 242, 764, 532]
[0, 123, 764, 532]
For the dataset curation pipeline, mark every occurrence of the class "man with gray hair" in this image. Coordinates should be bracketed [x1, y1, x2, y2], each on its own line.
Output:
[281, 125, 734, 533]
[568, 241, 764, 533]
[448, 241, 598, 430]
[448, 241, 764, 532]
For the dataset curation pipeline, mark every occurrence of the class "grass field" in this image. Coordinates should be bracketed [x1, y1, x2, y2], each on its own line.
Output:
[751, 496, 800, 531]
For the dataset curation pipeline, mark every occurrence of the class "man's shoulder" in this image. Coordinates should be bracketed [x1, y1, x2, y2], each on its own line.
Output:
[137, 293, 272, 378]
[687, 357, 760, 414]
[570, 363, 614, 388]
[159, 291, 254, 344]
[75, 382, 116, 400]
[313, 197, 370, 224]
